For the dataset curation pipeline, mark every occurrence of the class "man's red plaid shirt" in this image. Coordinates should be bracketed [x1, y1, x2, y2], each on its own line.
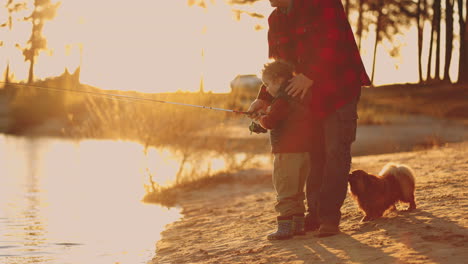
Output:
[257, 0, 371, 119]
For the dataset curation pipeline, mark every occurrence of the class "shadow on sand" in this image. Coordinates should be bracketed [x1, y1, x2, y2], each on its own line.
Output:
[266, 208, 467, 264]
[375, 209, 468, 263]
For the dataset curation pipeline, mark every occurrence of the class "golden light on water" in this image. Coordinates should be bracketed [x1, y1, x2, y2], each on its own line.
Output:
[0, 136, 181, 264]
[0, 134, 271, 263]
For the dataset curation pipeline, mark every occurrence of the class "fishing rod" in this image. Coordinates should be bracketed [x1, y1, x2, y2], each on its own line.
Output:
[1, 81, 267, 134]
[0, 81, 249, 114]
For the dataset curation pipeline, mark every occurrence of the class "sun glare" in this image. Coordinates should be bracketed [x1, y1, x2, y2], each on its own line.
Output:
[1, 0, 271, 93]
[2, 0, 455, 93]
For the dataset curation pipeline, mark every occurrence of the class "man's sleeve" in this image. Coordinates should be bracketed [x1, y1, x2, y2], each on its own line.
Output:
[259, 98, 289, 129]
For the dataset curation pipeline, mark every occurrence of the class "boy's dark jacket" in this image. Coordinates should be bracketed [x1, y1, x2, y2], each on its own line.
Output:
[259, 86, 314, 153]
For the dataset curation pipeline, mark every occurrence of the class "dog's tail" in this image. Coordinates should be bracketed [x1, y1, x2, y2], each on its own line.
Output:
[379, 163, 415, 201]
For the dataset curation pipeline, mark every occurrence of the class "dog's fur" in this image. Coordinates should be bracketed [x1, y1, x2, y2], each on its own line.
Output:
[348, 163, 416, 222]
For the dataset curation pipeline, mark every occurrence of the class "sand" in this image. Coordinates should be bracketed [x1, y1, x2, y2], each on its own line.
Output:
[151, 142, 468, 264]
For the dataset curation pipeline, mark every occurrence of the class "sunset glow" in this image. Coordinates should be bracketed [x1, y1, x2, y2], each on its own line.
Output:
[1, 0, 272, 93]
[2, 0, 459, 94]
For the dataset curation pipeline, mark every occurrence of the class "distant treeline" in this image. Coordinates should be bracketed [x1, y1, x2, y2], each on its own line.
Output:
[346, 0, 468, 84]
[1, 0, 60, 84]
[232, 0, 468, 84]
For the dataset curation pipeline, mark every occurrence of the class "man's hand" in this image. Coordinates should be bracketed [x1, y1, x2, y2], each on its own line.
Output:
[247, 99, 268, 119]
[286, 73, 314, 100]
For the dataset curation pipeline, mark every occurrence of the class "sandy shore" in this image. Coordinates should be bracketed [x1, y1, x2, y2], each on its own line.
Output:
[152, 143, 468, 264]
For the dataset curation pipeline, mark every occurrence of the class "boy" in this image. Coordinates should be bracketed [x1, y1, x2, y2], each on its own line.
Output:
[252, 60, 314, 240]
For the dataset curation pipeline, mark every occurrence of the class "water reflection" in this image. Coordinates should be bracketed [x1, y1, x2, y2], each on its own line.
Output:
[0, 135, 180, 264]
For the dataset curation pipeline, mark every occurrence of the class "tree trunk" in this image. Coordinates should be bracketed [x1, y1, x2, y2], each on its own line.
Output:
[27, 56, 34, 84]
[457, 0, 467, 83]
[434, 0, 442, 81]
[357, 0, 364, 51]
[27, 11, 39, 84]
[371, 6, 383, 85]
[465, 0, 468, 82]
[443, 0, 454, 82]
[417, 0, 424, 82]
[427, 5, 435, 81]
[4, 62, 10, 84]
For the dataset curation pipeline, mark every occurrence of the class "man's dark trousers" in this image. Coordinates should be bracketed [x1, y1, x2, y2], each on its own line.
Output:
[306, 95, 359, 226]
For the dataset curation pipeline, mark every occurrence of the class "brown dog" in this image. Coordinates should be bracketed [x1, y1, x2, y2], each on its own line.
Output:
[349, 163, 416, 222]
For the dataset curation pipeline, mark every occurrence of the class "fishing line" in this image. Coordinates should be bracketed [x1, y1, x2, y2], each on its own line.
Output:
[0, 81, 249, 115]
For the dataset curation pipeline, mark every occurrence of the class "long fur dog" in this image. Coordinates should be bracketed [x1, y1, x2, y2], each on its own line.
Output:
[348, 163, 416, 222]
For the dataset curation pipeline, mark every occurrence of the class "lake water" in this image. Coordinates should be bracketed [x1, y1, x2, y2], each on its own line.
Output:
[0, 135, 181, 264]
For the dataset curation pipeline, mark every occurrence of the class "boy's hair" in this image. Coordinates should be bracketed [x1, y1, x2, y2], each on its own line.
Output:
[262, 60, 294, 81]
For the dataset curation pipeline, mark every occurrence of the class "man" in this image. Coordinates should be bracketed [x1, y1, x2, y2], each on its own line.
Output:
[248, 0, 370, 237]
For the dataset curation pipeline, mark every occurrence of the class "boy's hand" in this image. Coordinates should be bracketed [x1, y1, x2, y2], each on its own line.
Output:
[247, 99, 268, 119]
[252, 113, 266, 122]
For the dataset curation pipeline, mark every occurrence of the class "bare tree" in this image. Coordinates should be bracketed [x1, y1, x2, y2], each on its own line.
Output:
[426, 0, 439, 81]
[464, 0, 468, 82]
[370, 0, 384, 84]
[0, 0, 27, 83]
[357, 0, 365, 51]
[19, 0, 60, 84]
[416, 0, 428, 82]
[368, 0, 415, 85]
[424, 0, 442, 81]
[457, 0, 468, 83]
[434, 0, 442, 81]
[443, 0, 455, 82]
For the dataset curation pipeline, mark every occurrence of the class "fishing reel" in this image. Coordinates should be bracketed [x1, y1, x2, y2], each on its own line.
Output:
[249, 121, 267, 134]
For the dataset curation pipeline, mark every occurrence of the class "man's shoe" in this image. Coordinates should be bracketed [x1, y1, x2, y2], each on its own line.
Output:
[267, 218, 293, 240]
[317, 223, 340, 237]
[304, 214, 320, 232]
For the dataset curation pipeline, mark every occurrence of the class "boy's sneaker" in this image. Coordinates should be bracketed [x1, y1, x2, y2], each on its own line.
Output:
[292, 215, 306, 235]
[267, 218, 293, 240]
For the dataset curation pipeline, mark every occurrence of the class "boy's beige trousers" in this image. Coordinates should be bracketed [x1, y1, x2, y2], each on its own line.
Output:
[272, 152, 311, 217]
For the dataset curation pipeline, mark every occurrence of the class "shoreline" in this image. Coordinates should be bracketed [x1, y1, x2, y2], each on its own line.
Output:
[2, 112, 468, 157]
[151, 142, 468, 264]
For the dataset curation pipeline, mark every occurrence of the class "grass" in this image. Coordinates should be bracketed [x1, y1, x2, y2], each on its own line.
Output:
[359, 82, 468, 124]
[142, 171, 237, 207]
[142, 170, 271, 207]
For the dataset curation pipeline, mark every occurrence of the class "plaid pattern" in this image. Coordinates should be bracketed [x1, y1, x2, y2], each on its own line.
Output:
[258, 0, 371, 119]
[292, 215, 306, 235]
[267, 219, 294, 240]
